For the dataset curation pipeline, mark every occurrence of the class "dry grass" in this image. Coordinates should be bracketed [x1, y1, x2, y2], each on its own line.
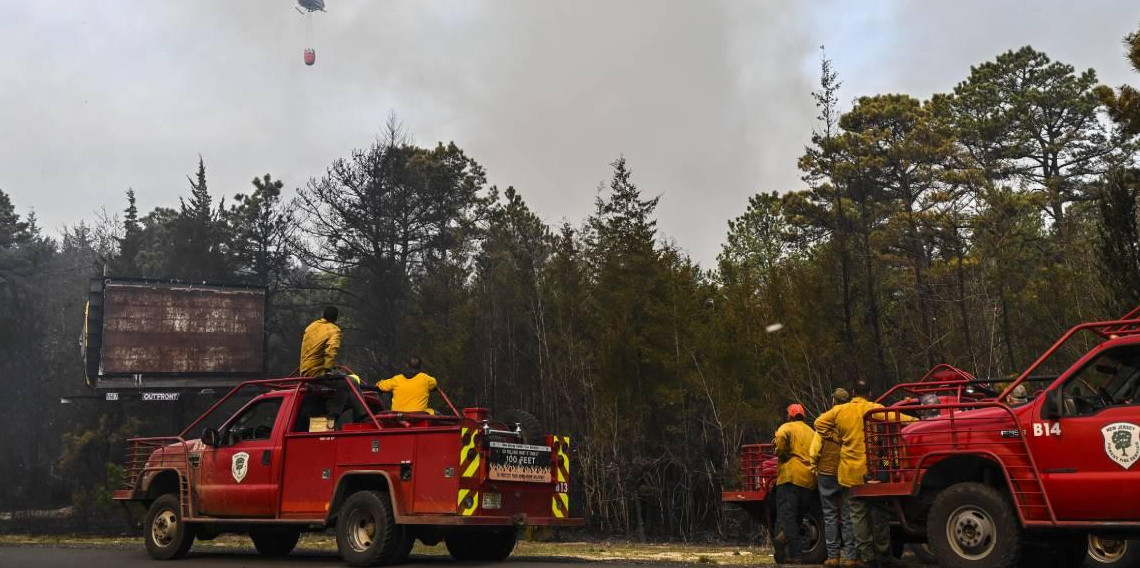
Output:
[0, 534, 774, 565]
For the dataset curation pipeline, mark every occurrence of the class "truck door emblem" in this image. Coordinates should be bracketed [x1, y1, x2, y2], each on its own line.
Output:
[1102, 423, 1140, 470]
[232, 452, 250, 483]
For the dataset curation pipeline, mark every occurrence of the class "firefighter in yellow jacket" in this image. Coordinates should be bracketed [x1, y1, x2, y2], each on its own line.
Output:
[773, 403, 817, 564]
[814, 381, 914, 567]
[300, 306, 342, 377]
[810, 388, 857, 566]
[376, 357, 438, 414]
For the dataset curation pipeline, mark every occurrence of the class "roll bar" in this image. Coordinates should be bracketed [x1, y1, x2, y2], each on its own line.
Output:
[179, 367, 464, 438]
[997, 312, 1140, 401]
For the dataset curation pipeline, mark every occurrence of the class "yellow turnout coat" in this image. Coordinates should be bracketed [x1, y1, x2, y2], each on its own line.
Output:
[377, 372, 438, 414]
[773, 420, 817, 490]
[299, 318, 342, 376]
[813, 396, 915, 488]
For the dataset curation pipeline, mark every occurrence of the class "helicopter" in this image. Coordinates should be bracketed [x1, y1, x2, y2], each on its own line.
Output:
[295, 0, 325, 14]
[295, 1, 325, 66]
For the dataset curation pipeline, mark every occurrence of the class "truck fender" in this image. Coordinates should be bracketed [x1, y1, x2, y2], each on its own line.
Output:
[137, 469, 184, 501]
[325, 470, 401, 524]
[916, 453, 1008, 493]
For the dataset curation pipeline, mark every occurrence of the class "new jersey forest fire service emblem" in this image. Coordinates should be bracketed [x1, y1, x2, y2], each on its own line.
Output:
[232, 452, 250, 483]
[1102, 423, 1140, 470]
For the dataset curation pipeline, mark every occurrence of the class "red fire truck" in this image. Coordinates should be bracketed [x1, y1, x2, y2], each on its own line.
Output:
[859, 307, 1140, 568]
[113, 374, 581, 565]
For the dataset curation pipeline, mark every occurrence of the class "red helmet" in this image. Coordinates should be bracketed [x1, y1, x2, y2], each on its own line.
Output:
[786, 403, 806, 420]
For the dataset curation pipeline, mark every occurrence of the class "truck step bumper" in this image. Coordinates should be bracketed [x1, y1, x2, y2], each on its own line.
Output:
[850, 482, 913, 498]
[722, 490, 770, 503]
[399, 514, 585, 527]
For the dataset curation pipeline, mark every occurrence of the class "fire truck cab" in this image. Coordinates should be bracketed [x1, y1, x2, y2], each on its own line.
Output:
[859, 307, 1140, 568]
[113, 375, 581, 566]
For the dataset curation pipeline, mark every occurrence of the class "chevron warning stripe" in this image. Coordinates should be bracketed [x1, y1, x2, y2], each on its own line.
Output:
[554, 436, 570, 483]
[552, 435, 570, 517]
[457, 488, 479, 516]
[459, 427, 481, 478]
[551, 490, 569, 518]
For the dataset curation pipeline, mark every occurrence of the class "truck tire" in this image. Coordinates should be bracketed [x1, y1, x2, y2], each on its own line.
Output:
[336, 490, 402, 567]
[498, 409, 544, 445]
[144, 494, 195, 560]
[250, 529, 300, 557]
[445, 528, 517, 561]
[770, 498, 827, 565]
[927, 482, 1021, 568]
[1087, 536, 1140, 568]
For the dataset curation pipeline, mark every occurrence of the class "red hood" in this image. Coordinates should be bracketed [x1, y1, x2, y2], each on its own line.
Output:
[146, 439, 197, 466]
[899, 405, 1020, 459]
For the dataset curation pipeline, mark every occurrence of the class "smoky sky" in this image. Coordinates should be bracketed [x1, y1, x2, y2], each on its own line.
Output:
[1, 1, 1138, 265]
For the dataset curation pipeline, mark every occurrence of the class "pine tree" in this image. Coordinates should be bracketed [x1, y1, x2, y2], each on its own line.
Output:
[1095, 22, 1140, 136]
[0, 188, 29, 250]
[1096, 169, 1140, 310]
[115, 189, 143, 275]
[226, 174, 293, 287]
[182, 156, 212, 226]
[954, 47, 1109, 226]
[794, 48, 857, 362]
[171, 156, 231, 280]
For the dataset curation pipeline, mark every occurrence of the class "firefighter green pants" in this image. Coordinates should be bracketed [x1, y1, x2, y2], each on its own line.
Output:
[848, 496, 890, 562]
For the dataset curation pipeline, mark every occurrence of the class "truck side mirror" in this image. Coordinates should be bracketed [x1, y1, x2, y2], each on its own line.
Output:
[201, 427, 221, 447]
[1043, 390, 1063, 420]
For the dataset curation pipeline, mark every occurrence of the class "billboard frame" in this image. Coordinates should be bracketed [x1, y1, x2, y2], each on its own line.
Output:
[85, 277, 270, 390]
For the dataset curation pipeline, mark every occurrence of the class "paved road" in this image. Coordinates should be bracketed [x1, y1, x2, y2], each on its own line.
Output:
[0, 546, 652, 568]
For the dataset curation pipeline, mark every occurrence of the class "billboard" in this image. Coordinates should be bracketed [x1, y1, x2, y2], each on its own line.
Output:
[85, 278, 268, 389]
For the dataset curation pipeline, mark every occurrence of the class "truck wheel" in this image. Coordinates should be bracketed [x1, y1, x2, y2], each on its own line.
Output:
[770, 500, 826, 565]
[336, 491, 401, 567]
[445, 528, 517, 561]
[250, 529, 300, 557]
[927, 482, 1021, 568]
[498, 409, 544, 445]
[1087, 535, 1140, 568]
[144, 494, 195, 560]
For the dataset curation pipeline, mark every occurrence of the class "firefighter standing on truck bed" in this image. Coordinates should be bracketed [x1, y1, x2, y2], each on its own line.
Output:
[377, 357, 438, 414]
[300, 306, 341, 376]
[814, 380, 914, 568]
[773, 402, 817, 565]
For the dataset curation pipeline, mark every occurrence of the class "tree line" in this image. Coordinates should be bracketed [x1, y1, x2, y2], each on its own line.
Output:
[2, 28, 1140, 540]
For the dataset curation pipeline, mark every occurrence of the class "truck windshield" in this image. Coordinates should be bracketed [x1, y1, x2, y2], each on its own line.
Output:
[179, 383, 275, 439]
[1060, 345, 1140, 417]
[223, 398, 283, 442]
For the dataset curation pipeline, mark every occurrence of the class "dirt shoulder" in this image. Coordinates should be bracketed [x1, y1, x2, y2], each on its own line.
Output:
[0, 534, 773, 566]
